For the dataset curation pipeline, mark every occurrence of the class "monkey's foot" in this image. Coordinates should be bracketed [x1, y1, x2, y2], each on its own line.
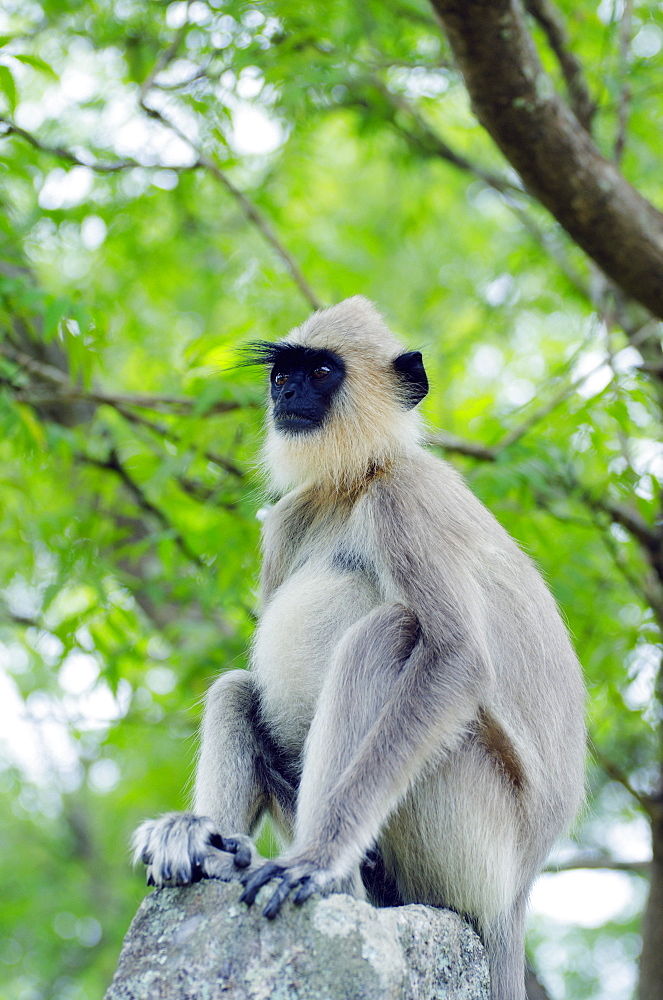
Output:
[239, 857, 338, 919]
[132, 812, 258, 887]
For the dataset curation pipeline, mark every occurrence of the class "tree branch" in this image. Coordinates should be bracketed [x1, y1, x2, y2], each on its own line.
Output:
[347, 76, 595, 300]
[525, 966, 553, 1000]
[500, 193, 592, 299]
[134, 20, 322, 311]
[1, 110, 323, 311]
[579, 490, 659, 553]
[138, 20, 191, 101]
[426, 429, 497, 461]
[192, 153, 324, 311]
[596, 510, 663, 624]
[545, 855, 650, 874]
[428, 350, 618, 460]
[431, 0, 663, 319]
[0, 342, 246, 415]
[0, 117, 141, 172]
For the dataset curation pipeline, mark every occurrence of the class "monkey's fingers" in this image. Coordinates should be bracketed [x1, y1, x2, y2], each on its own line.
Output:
[239, 861, 285, 906]
[208, 833, 252, 869]
[262, 876, 298, 919]
[293, 876, 317, 905]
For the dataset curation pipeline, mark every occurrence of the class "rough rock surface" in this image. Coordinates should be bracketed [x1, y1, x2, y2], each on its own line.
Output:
[105, 880, 490, 1000]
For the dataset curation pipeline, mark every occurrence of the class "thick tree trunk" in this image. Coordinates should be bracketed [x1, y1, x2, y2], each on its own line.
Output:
[430, 0, 663, 320]
[640, 787, 663, 999]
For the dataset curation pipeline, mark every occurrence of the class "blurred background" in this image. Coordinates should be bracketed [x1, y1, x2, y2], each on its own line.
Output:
[0, 1, 661, 998]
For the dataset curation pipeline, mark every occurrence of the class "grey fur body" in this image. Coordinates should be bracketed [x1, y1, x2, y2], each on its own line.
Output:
[134, 297, 585, 1000]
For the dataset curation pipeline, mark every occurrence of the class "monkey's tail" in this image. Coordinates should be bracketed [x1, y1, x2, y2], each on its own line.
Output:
[482, 892, 527, 1000]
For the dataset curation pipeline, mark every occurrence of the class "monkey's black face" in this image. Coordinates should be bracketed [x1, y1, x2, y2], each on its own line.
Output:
[241, 337, 429, 433]
[268, 345, 346, 434]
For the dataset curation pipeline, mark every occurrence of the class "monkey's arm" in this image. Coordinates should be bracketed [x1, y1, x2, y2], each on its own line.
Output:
[260, 488, 319, 601]
[241, 589, 489, 916]
[133, 669, 294, 887]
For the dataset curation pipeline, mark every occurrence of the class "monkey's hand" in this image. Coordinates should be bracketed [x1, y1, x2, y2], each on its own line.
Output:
[132, 812, 259, 887]
[239, 856, 338, 918]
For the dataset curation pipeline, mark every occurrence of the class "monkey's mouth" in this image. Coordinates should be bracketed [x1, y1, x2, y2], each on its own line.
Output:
[274, 411, 319, 434]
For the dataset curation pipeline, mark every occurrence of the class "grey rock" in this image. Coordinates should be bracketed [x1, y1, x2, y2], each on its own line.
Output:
[105, 880, 490, 1000]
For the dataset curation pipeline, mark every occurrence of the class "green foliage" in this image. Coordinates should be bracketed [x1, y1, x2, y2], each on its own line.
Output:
[0, 2, 661, 999]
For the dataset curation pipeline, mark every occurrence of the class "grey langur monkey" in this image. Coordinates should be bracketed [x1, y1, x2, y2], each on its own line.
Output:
[133, 296, 585, 1000]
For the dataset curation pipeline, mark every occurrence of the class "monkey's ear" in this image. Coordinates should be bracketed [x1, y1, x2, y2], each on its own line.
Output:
[393, 351, 429, 409]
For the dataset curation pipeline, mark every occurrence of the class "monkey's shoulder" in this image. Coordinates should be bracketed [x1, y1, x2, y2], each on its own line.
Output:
[355, 452, 494, 537]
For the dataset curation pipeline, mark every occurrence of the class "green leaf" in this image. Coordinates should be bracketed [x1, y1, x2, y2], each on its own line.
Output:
[12, 54, 58, 79]
[44, 297, 70, 341]
[0, 63, 16, 113]
[192, 381, 236, 417]
[13, 402, 47, 449]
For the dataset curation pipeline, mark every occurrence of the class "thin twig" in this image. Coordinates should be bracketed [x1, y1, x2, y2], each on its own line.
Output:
[525, 0, 596, 130]
[153, 69, 208, 91]
[177, 474, 238, 508]
[355, 75, 520, 194]
[2, 41, 324, 313]
[592, 743, 653, 814]
[597, 512, 663, 624]
[0, 117, 141, 172]
[580, 490, 658, 552]
[545, 855, 650, 874]
[614, 0, 634, 165]
[425, 429, 496, 461]
[428, 352, 619, 461]
[494, 362, 616, 454]
[0, 606, 40, 628]
[139, 19, 191, 102]
[639, 360, 663, 374]
[78, 449, 206, 569]
[501, 194, 592, 299]
[137, 87, 322, 310]
[113, 405, 245, 478]
[193, 154, 323, 310]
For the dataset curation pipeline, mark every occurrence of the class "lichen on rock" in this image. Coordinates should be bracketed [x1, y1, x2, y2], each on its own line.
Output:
[105, 879, 489, 1000]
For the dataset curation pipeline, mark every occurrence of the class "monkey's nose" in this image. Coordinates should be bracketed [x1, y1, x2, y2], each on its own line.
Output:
[283, 389, 295, 399]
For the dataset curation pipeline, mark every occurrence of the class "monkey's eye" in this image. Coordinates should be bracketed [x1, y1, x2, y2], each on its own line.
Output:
[312, 365, 331, 379]
[273, 372, 289, 387]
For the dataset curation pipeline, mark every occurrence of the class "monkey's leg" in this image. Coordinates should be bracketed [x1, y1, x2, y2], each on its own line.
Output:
[240, 601, 483, 916]
[382, 752, 528, 1000]
[133, 669, 293, 887]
